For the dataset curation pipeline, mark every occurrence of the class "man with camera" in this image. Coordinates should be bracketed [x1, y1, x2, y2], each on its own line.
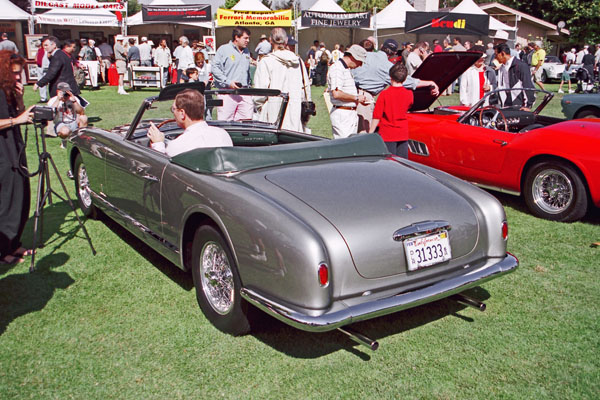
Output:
[46, 82, 87, 147]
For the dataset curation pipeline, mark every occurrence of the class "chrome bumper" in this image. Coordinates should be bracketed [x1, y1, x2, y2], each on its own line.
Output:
[241, 254, 518, 332]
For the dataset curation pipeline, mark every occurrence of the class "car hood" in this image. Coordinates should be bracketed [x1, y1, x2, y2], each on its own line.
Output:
[410, 51, 481, 112]
[263, 157, 479, 279]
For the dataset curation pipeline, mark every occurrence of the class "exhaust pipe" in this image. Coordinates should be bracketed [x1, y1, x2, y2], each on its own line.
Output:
[452, 293, 486, 311]
[337, 327, 379, 351]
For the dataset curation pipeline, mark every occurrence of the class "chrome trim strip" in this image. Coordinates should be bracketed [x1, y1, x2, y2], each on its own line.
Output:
[393, 220, 451, 241]
[90, 191, 180, 254]
[241, 254, 518, 332]
[474, 183, 520, 196]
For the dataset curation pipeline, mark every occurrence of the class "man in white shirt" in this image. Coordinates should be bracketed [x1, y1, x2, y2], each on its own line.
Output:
[327, 44, 368, 138]
[138, 37, 153, 67]
[406, 42, 426, 75]
[575, 45, 588, 64]
[154, 39, 171, 87]
[147, 89, 232, 157]
[175, 36, 194, 83]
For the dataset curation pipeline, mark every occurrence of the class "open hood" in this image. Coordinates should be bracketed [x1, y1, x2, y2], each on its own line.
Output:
[410, 51, 482, 112]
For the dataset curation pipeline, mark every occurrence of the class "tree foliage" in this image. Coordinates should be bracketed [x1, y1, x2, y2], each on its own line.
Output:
[224, 0, 241, 9]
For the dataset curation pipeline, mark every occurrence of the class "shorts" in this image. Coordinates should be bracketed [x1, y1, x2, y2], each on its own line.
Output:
[116, 60, 126, 74]
[533, 67, 543, 82]
[55, 120, 79, 136]
[102, 59, 111, 70]
[561, 70, 570, 82]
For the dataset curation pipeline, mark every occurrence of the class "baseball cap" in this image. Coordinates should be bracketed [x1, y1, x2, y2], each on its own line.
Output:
[492, 30, 509, 40]
[260, 34, 267, 39]
[141, 36, 147, 42]
[345, 44, 367, 63]
[57, 82, 72, 92]
[382, 39, 399, 52]
[287, 36, 297, 45]
[115, 34, 124, 41]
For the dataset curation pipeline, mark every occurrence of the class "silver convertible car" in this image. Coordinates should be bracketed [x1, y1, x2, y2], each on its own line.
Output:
[68, 83, 518, 350]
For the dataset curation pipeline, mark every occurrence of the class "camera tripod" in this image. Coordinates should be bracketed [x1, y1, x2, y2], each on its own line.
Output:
[28, 123, 96, 272]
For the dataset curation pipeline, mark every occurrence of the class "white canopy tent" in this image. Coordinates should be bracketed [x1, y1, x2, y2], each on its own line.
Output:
[372, 0, 416, 48]
[0, 0, 31, 21]
[34, 0, 120, 27]
[231, 0, 270, 12]
[0, 0, 31, 53]
[450, 0, 516, 33]
[127, 0, 212, 50]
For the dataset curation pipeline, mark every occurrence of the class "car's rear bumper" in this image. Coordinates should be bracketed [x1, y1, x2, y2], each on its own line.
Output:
[241, 254, 518, 332]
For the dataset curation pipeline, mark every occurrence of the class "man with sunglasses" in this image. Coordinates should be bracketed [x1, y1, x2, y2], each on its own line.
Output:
[147, 89, 232, 157]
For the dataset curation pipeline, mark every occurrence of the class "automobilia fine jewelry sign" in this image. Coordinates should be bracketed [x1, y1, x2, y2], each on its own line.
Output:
[217, 9, 292, 26]
[142, 5, 212, 22]
[301, 11, 371, 28]
[405, 11, 490, 36]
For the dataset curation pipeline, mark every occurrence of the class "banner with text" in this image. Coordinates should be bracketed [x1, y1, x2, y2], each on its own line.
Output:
[301, 11, 371, 29]
[405, 11, 490, 36]
[142, 5, 211, 22]
[217, 9, 292, 27]
[33, 1, 126, 11]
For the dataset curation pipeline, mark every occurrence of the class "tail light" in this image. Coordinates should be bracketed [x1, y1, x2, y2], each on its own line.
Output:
[502, 221, 508, 240]
[318, 263, 329, 287]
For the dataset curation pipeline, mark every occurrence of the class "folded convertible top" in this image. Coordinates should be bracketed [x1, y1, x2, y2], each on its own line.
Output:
[172, 134, 390, 174]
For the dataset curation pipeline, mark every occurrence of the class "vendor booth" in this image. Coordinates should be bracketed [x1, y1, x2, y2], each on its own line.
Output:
[127, 0, 212, 47]
[215, 0, 293, 56]
[296, 0, 372, 57]
[0, 0, 32, 54]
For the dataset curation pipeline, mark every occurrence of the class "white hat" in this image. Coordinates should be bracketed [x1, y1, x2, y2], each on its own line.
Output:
[116, 34, 124, 41]
[141, 36, 148, 42]
[345, 44, 367, 63]
[571, 48, 576, 52]
[492, 30, 509, 41]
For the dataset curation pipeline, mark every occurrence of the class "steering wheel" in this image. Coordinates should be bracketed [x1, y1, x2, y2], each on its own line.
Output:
[147, 119, 177, 148]
[478, 105, 508, 132]
[157, 118, 175, 129]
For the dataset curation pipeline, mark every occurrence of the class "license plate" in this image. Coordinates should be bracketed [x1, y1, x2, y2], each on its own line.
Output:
[403, 230, 451, 271]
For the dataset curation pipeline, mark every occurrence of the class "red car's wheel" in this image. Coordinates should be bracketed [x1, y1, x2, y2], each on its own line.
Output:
[524, 160, 588, 222]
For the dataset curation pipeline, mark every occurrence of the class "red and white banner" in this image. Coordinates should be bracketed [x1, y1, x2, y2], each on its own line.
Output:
[33, 1, 126, 11]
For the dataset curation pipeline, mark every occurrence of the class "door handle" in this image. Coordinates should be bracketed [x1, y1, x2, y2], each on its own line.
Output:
[493, 139, 508, 146]
[142, 174, 159, 182]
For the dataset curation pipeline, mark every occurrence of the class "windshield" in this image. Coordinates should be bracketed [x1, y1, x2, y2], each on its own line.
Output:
[545, 56, 561, 63]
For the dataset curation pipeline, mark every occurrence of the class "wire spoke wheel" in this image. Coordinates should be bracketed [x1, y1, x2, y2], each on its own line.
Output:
[77, 162, 92, 209]
[191, 225, 252, 335]
[524, 160, 588, 222]
[532, 168, 573, 214]
[200, 241, 234, 315]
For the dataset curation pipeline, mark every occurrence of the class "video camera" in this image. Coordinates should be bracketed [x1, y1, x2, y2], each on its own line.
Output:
[32, 106, 56, 122]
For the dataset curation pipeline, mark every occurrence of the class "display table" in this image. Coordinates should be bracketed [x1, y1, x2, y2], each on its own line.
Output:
[129, 66, 163, 89]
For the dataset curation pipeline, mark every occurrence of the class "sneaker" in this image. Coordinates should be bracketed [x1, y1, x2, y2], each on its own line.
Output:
[568, 90, 575, 93]
[118, 90, 129, 95]
[558, 89, 564, 93]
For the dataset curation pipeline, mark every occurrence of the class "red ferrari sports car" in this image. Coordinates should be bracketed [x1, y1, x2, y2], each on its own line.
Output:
[406, 52, 600, 222]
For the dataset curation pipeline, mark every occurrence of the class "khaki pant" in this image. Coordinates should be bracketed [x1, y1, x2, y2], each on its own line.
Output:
[356, 89, 375, 133]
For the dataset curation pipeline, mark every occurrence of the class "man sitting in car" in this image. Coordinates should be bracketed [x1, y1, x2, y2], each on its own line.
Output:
[147, 89, 232, 157]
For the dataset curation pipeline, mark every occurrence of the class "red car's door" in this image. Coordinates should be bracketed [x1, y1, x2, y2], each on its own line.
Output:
[437, 125, 516, 176]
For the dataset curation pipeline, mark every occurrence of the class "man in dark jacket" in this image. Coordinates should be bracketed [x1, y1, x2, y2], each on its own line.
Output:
[34, 37, 80, 98]
[495, 43, 535, 109]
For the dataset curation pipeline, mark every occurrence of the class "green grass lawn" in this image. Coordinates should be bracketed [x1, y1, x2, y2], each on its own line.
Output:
[0, 83, 598, 399]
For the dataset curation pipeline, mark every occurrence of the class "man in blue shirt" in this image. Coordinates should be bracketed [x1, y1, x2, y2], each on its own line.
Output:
[353, 38, 440, 133]
[212, 27, 253, 121]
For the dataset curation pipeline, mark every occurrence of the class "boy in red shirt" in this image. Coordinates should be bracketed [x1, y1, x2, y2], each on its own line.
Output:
[369, 62, 414, 158]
